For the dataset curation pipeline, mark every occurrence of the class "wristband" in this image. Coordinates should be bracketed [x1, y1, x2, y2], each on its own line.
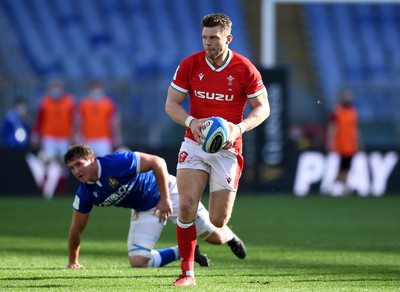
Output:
[237, 122, 246, 134]
[185, 116, 194, 128]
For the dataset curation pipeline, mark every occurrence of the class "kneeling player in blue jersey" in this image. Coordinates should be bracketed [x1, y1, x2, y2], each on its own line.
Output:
[64, 144, 246, 269]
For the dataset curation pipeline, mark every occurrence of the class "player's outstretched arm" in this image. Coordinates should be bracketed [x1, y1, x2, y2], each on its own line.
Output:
[67, 210, 89, 269]
[138, 152, 173, 222]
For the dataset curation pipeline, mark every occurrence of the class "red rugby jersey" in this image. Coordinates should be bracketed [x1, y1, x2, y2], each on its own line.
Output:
[171, 49, 266, 148]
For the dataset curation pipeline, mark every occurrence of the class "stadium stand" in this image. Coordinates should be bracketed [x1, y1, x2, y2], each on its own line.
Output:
[0, 0, 250, 81]
[303, 4, 400, 120]
[0, 1, 399, 148]
[0, 0, 251, 147]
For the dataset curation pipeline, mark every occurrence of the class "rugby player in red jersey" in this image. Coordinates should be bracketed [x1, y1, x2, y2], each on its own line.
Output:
[165, 13, 270, 286]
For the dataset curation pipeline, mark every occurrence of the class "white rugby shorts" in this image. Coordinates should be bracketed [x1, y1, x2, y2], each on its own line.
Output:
[84, 138, 112, 157]
[40, 136, 70, 162]
[127, 175, 215, 257]
[176, 138, 243, 192]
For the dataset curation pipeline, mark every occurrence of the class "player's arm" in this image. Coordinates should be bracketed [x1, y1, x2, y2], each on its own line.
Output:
[165, 86, 206, 144]
[67, 210, 89, 269]
[242, 91, 270, 133]
[165, 86, 190, 126]
[138, 152, 173, 222]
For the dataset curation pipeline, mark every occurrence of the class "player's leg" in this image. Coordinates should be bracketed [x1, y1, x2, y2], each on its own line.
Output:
[205, 148, 246, 258]
[208, 189, 236, 227]
[168, 175, 211, 267]
[332, 155, 352, 196]
[339, 155, 353, 195]
[174, 168, 208, 283]
[25, 152, 45, 189]
[173, 139, 215, 286]
[206, 147, 243, 227]
[127, 209, 179, 268]
[42, 160, 62, 199]
[196, 201, 247, 259]
[40, 137, 62, 199]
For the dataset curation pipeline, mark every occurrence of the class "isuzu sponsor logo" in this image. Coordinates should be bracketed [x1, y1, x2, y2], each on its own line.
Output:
[194, 90, 234, 101]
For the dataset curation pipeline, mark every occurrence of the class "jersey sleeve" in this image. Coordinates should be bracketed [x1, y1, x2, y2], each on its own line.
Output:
[245, 61, 267, 99]
[72, 185, 93, 214]
[170, 58, 191, 94]
[132, 151, 141, 173]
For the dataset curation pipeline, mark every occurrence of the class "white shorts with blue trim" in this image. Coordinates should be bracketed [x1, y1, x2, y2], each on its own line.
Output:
[127, 175, 215, 257]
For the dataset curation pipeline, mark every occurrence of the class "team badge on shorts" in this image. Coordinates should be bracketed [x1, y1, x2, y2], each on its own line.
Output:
[178, 151, 189, 163]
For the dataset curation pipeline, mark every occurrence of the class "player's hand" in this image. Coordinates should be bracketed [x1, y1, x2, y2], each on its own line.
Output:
[223, 122, 242, 149]
[154, 197, 173, 223]
[189, 118, 207, 145]
[67, 262, 85, 269]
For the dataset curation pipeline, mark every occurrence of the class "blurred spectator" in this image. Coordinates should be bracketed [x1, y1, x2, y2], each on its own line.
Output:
[1, 97, 30, 150]
[27, 79, 76, 199]
[326, 90, 361, 196]
[76, 80, 122, 156]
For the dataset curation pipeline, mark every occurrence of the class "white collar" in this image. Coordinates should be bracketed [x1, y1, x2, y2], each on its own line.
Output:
[87, 159, 102, 187]
[205, 49, 233, 72]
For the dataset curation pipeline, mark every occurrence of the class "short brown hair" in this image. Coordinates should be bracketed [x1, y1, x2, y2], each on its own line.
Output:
[64, 144, 95, 164]
[201, 13, 232, 32]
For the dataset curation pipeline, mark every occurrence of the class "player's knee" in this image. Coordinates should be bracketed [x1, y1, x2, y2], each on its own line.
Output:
[203, 230, 225, 244]
[209, 213, 229, 228]
[212, 220, 224, 228]
[129, 255, 150, 268]
[179, 199, 198, 219]
[130, 261, 147, 268]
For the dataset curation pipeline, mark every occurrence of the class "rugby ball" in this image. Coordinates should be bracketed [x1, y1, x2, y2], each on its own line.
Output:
[201, 117, 229, 153]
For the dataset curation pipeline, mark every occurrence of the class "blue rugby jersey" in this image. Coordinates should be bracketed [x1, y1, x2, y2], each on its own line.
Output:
[72, 151, 160, 213]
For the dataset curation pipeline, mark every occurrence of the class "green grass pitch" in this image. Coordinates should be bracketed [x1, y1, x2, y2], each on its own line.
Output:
[1, 194, 400, 291]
